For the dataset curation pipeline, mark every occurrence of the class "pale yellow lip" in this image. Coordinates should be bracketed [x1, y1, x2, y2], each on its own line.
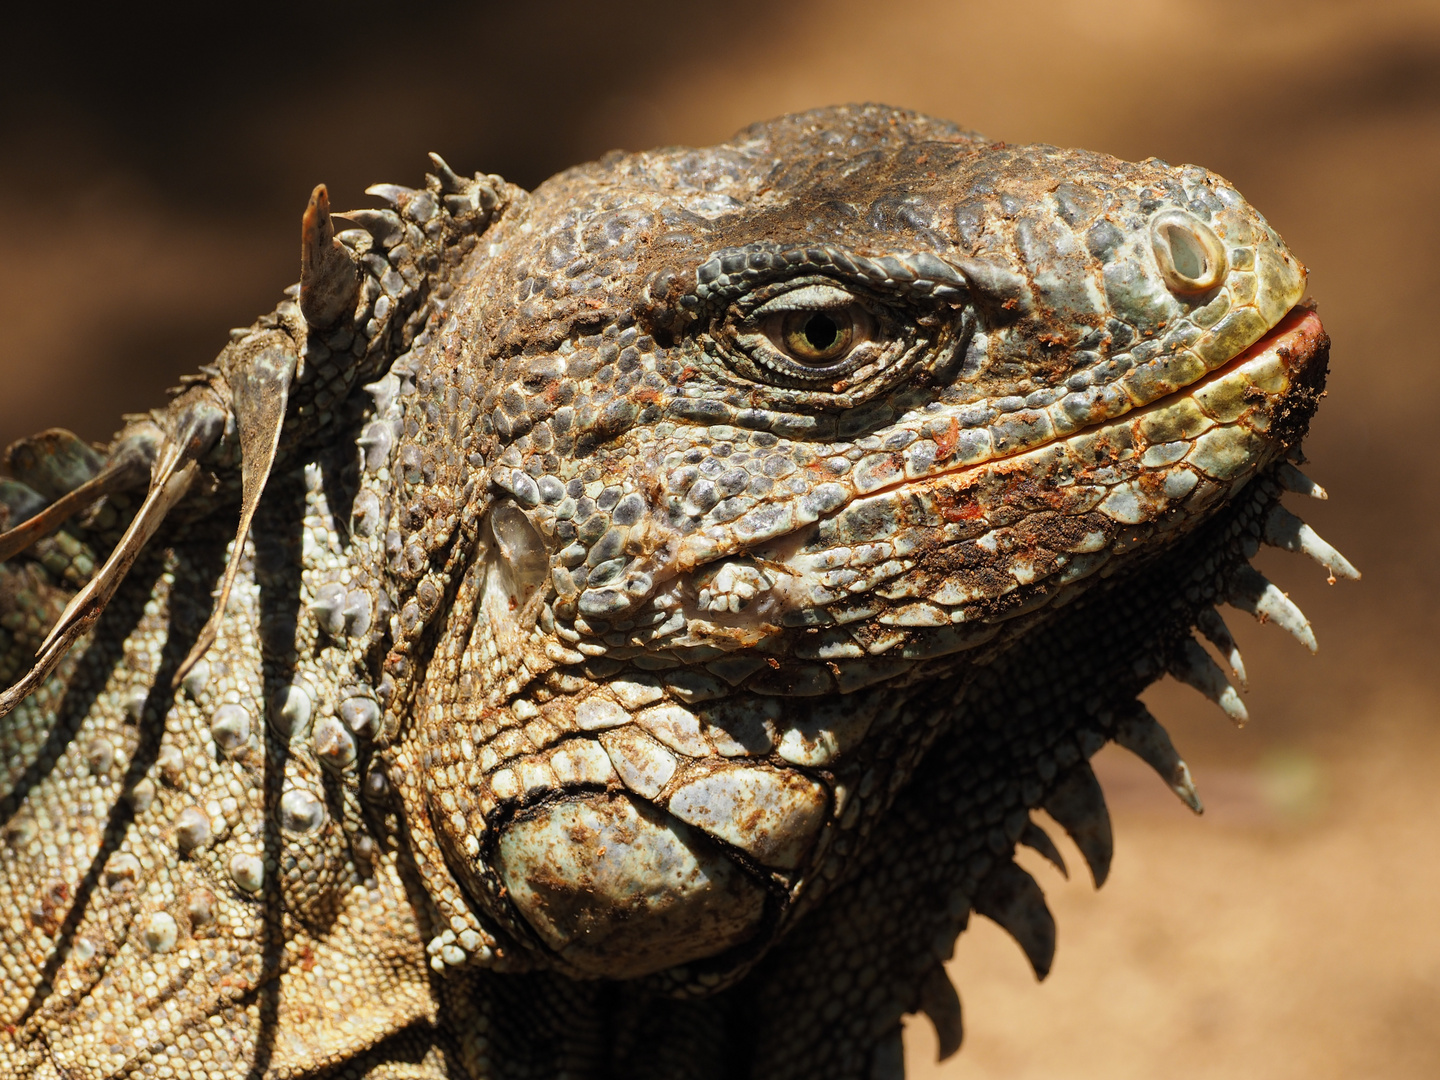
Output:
[961, 304, 1328, 481]
[1099, 303, 1326, 453]
[1181, 304, 1326, 395]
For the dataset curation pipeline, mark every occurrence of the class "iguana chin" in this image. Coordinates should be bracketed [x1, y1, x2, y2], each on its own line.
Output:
[0, 105, 1356, 1078]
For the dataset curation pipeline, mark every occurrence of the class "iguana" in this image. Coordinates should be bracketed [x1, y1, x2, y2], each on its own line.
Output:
[0, 105, 1356, 1078]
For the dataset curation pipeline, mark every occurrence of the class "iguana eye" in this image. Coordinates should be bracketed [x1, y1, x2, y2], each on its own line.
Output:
[706, 272, 931, 395]
[778, 308, 863, 364]
[747, 283, 878, 380]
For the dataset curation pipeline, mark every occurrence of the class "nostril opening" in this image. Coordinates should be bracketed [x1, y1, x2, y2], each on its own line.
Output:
[1151, 210, 1226, 293]
[1165, 225, 1206, 281]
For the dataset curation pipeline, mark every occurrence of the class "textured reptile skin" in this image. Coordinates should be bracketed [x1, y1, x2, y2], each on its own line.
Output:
[0, 105, 1353, 1078]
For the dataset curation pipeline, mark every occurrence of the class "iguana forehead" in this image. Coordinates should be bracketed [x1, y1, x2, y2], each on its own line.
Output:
[467, 112, 982, 356]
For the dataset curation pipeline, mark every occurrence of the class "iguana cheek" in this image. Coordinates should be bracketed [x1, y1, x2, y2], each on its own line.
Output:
[462, 745, 831, 977]
[494, 791, 768, 979]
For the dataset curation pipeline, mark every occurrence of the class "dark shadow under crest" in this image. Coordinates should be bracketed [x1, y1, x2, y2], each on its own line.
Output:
[246, 473, 309, 1080]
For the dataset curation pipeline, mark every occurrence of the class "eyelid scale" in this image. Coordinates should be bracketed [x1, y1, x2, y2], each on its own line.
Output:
[750, 283, 860, 316]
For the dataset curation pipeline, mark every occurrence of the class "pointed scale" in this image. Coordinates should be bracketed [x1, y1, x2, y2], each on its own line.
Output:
[1227, 564, 1318, 652]
[1169, 636, 1249, 725]
[299, 183, 362, 329]
[1018, 819, 1068, 878]
[174, 340, 297, 686]
[1277, 461, 1328, 500]
[973, 860, 1057, 979]
[1196, 606, 1247, 686]
[1041, 761, 1113, 887]
[1262, 504, 1360, 583]
[918, 963, 964, 1060]
[1113, 704, 1204, 814]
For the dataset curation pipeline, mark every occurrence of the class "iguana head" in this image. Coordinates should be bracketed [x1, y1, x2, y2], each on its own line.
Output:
[0, 102, 1355, 1076]
[399, 106, 1322, 983]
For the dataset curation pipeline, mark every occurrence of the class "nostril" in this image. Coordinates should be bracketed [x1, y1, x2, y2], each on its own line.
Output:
[1151, 210, 1226, 294]
[1166, 226, 1206, 279]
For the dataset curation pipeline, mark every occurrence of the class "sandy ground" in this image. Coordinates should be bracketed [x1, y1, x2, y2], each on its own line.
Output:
[1, 2, 1436, 1075]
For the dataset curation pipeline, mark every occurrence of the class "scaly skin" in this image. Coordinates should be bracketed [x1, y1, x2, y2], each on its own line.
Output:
[0, 105, 1352, 1078]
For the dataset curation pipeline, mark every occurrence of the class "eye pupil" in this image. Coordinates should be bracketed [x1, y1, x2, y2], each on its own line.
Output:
[768, 297, 872, 372]
[804, 314, 839, 350]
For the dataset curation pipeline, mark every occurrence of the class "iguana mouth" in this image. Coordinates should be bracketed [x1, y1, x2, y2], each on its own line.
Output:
[1155, 303, 1324, 417]
[991, 302, 1326, 469]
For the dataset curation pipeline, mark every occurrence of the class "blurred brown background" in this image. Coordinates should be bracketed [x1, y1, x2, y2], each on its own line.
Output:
[1, 1, 1436, 1075]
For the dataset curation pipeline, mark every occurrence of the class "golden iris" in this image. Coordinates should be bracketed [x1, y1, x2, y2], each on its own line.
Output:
[780, 309, 855, 364]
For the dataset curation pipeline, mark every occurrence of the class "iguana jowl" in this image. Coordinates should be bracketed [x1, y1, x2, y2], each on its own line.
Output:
[0, 105, 1357, 1078]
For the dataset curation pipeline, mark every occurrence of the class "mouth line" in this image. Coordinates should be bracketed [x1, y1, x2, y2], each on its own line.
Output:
[1139, 302, 1323, 414]
[956, 302, 1325, 479]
